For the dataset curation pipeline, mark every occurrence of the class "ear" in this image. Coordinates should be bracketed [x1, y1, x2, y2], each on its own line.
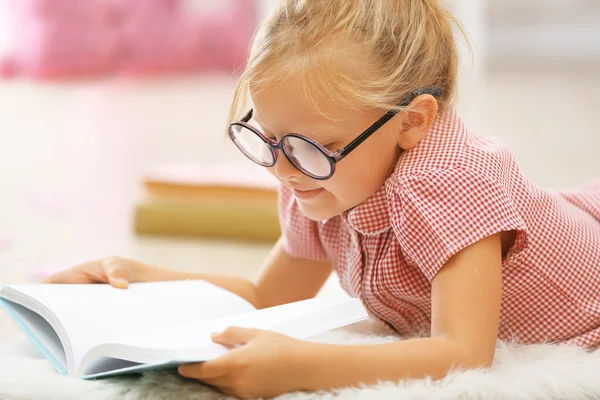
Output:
[397, 95, 439, 151]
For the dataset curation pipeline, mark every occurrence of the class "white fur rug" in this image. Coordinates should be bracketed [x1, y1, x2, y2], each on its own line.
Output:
[1, 320, 600, 400]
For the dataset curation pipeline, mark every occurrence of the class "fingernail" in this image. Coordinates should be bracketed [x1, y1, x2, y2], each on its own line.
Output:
[112, 278, 128, 288]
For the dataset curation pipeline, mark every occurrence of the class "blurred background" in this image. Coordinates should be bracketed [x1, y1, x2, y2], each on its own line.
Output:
[1, 0, 599, 340]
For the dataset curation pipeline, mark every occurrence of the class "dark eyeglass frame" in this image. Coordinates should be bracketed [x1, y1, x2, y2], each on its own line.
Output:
[228, 86, 442, 180]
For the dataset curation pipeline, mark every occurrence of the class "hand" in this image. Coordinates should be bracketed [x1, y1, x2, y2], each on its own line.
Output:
[43, 256, 144, 289]
[178, 327, 308, 399]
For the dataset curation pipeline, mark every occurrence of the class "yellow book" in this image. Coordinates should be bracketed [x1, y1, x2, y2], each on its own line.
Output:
[134, 164, 280, 242]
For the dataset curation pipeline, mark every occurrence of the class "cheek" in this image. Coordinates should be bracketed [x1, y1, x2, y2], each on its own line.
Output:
[324, 142, 400, 201]
[323, 162, 375, 202]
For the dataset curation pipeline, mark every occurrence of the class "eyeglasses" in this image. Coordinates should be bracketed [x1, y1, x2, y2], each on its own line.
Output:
[228, 87, 442, 180]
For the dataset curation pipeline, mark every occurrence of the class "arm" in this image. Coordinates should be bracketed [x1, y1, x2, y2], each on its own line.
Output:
[134, 238, 333, 309]
[294, 233, 502, 390]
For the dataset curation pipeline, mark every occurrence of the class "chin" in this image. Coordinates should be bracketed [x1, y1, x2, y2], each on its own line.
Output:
[296, 200, 342, 222]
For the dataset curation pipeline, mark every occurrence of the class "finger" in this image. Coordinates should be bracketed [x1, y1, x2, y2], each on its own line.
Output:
[197, 376, 232, 387]
[211, 326, 262, 347]
[42, 264, 94, 284]
[42, 270, 68, 284]
[177, 362, 227, 382]
[178, 361, 229, 380]
[101, 257, 130, 289]
[216, 386, 239, 398]
[42, 271, 78, 284]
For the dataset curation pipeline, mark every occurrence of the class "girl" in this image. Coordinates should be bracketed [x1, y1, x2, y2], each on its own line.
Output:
[46, 0, 600, 398]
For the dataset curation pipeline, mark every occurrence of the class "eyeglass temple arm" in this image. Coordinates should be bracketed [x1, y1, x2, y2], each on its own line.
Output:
[336, 87, 442, 159]
[241, 109, 253, 122]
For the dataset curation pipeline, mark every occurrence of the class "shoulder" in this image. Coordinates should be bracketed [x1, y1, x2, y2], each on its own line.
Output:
[386, 110, 519, 195]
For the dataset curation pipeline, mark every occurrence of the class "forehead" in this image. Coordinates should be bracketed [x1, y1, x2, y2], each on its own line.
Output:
[252, 86, 329, 125]
[249, 81, 362, 138]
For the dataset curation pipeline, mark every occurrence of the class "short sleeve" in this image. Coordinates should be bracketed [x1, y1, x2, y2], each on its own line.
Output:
[391, 168, 527, 281]
[278, 185, 328, 261]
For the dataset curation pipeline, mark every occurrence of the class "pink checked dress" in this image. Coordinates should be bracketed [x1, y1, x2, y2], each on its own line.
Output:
[278, 110, 600, 348]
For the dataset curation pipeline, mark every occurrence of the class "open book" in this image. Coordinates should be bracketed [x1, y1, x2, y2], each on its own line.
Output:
[0, 280, 368, 379]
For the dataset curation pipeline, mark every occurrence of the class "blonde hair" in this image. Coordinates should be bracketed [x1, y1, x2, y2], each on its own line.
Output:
[228, 0, 468, 124]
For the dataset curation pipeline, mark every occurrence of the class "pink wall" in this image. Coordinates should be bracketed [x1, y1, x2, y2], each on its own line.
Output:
[0, 0, 257, 80]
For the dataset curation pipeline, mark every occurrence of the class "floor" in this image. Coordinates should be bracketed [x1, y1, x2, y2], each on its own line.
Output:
[1, 67, 599, 340]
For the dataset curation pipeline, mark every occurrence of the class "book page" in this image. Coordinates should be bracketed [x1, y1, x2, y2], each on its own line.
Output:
[112, 297, 367, 356]
[2, 281, 255, 370]
[77, 297, 367, 377]
[0, 299, 67, 375]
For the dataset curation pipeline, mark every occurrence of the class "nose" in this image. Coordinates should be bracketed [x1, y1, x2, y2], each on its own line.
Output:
[272, 151, 303, 181]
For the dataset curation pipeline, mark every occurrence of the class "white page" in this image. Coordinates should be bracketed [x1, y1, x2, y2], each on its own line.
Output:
[3, 281, 256, 369]
[0, 300, 67, 372]
[114, 297, 367, 355]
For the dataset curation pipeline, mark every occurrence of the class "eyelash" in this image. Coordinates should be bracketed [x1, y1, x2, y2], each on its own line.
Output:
[265, 133, 336, 151]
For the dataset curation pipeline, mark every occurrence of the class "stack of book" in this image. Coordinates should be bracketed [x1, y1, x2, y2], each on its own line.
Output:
[133, 164, 280, 243]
